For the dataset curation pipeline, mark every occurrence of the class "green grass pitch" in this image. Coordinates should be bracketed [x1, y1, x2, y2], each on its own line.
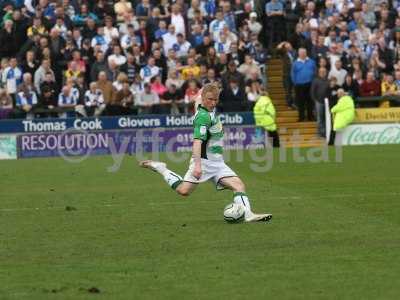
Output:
[1, 146, 400, 299]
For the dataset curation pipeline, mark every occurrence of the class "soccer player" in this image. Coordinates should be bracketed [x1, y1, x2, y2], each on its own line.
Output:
[140, 83, 272, 222]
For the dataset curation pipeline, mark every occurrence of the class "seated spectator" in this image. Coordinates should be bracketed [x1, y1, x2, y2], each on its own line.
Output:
[93, 0, 113, 20]
[0, 20, 16, 59]
[170, 4, 185, 36]
[112, 82, 134, 115]
[84, 82, 106, 117]
[209, 10, 226, 41]
[73, 4, 99, 27]
[112, 72, 129, 92]
[21, 51, 39, 78]
[328, 60, 348, 87]
[173, 33, 192, 59]
[155, 19, 168, 40]
[184, 79, 200, 114]
[199, 64, 208, 83]
[394, 70, 400, 91]
[119, 13, 139, 36]
[247, 12, 262, 36]
[91, 27, 111, 54]
[18, 73, 36, 94]
[120, 25, 138, 52]
[181, 57, 201, 81]
[221, 60, 245, 91]
[163, 24, 178, 54]
[2, 57, 23, 103]
[64, 61, 81, 82]
[246, 79, 262, 108]
[104, 16, 119, 41]
[96, 71, 115, 105]
[91, 51, 107, 82]
[161, 84, 184, 114]
[359, 71, 381, 98]
[238, 54, 261, 81]
[131, 73, 145, 97]
[203, 68, 220, 86]
[381, 73, 397, 108]
[140, 57, 160, 83]
[27, 17, 48, 38]
[136, 0, 152, 19]
[214, 32, 232, 56]
[58, 84, 80, 118]
[34, 59, 55, 95]
[342, 74, 359, 99]
[150, 75, 167, 97]
[37, 86, 58, 118]
[136, 83, 160, 115]
[0, 88, 13, 119]
[108, 45, 126, 67]
[220, 78, 247, 112]
[70, 50, 86, 73]
[14, 88, 38, 119]
[166, 69, 184, 90]
[114, 0, 133, 22]
[82, 17, 98, 40]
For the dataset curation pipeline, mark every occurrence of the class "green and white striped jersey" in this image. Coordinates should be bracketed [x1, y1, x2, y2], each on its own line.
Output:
[193, 105, 224, 161]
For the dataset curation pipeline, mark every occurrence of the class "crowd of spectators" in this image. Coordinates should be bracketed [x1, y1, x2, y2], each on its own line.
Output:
[0, 0, 399, 121]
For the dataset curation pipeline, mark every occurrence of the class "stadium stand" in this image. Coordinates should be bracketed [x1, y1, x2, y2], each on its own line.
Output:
[0, 0, 400, 145]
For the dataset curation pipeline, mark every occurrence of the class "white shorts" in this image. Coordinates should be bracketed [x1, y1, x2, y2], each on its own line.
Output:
[183, 158, 237, 190]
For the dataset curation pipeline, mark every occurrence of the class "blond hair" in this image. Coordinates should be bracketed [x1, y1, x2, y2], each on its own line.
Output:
[201, 82, 220, 99]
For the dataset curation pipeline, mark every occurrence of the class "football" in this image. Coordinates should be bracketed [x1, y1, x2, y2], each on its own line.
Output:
[223, 203, 245, 223]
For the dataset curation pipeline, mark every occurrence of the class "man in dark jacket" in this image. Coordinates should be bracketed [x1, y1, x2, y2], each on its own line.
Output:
[220, 78, 247, 112]
[311, 67, 330, 137]
[90, 51, 107, 82]
[221, 60, 245, 91]
[0, 20, 16, 58]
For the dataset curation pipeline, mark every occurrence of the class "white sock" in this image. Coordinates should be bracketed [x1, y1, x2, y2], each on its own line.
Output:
[161, 169, 183, 190]
[233, 192, 253, 218]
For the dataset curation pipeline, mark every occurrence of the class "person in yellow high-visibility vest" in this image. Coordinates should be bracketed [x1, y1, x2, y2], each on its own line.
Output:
[331, 89, 355, 131]
[328, 89, 355, 145]
[253, 91, 280, 147]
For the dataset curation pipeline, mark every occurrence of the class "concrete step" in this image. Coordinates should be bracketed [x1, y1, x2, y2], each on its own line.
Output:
[267, 70, 284, 75]
[277, 110, 299, 117]
[282, 140, 326, 148]
[267, 61, 283, 67]
[271, 99, 288, 105]
[269, 93, 287, 98]
[268, 88, 286, 94]
[267, 76, 283, 82]
[268, 81, 284, 87]
[282, 127, 318, 134]
[276, 116, 298, 123]
[277, 122, 317, 128]
[267, 58, 282, 65]
[280, 133, 322, 141]
[275, 104, 290, 110]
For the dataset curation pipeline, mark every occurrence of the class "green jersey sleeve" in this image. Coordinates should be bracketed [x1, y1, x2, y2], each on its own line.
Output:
[193, 111, 211, 141]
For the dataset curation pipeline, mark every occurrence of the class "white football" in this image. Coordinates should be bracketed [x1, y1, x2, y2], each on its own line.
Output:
[223, 202, 245, 223]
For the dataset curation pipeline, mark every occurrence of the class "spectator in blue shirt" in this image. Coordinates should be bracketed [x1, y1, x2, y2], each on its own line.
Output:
[265, 0, 285, 49]
[291, 48, 316, 121]
[73, 4, 99, 27]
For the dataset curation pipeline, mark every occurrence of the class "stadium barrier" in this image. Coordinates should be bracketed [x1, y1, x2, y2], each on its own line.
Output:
[329, 96, 400, 146]
[0, 112, 267, 160]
